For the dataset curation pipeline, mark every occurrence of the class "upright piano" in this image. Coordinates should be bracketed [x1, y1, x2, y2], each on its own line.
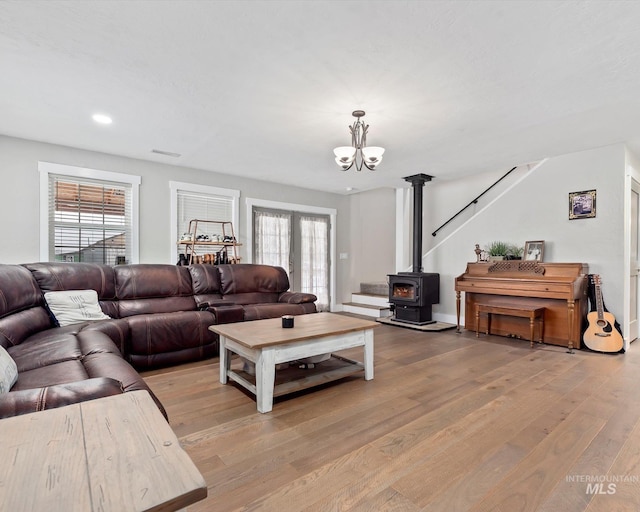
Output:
[455, 261, 589, 349]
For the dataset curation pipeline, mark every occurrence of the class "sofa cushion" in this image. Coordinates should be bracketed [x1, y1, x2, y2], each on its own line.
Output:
[188, 264, 222, 296]
[188, 264, 226, 308]
[12, 360, 90, 391]
[0, 307, 53, 349]
[8, 333, 82, 372]
[0, 264, 44, 318]
[0, 377, 124, 419]
[8, 328, 122, 373]
[117, 296, 197, 317]
[115, 264, 193, 299]
[44, 290, 111, 326]
[217, 264, 290, 304]
[115, 265, 196, 317]
[124, 310, 217, 370]
[0, 346, 18, 394]
[24, 262, 119, 318]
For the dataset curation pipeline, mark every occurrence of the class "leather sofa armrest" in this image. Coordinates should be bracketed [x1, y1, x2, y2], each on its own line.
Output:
[278, 292, 318, 304]
[197, 299, 234, 310]
[80, 318, 131, 355]
[209, 304, 245, 324]
[0, 377, 124, 419]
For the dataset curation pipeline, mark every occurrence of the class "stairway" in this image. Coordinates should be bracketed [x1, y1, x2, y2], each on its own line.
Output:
[342, 282, 391, 319]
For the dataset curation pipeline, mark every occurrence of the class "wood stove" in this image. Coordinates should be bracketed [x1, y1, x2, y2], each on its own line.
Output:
[389, 272, 439, 324]
[388, 174, 440, 325]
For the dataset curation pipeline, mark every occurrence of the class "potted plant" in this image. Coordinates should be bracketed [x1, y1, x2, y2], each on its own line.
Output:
[506, 244, 524, 260]
[486, 241, 509, 261]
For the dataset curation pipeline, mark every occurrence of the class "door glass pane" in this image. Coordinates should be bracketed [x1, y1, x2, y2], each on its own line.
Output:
[253, 209, 292, 274]
[300, 215, 329, 311]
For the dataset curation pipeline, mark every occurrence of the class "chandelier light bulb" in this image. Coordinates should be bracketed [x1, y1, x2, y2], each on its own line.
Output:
[334, 146, 356, 163]
[362, 146, 385, 164]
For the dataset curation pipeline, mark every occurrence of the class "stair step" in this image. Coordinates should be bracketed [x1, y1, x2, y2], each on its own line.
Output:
[351, 292, 389, 307]
[360, 282, 388, 296]
[342, 302, 392, 319]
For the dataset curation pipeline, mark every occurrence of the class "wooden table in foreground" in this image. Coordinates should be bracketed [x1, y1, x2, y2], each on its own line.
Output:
[209, 312, 379, 413]
[0, 391, 207, 512]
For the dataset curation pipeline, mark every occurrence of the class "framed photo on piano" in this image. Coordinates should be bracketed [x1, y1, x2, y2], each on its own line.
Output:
[569, 189, 596, 219]
[524, 240, 544, 262]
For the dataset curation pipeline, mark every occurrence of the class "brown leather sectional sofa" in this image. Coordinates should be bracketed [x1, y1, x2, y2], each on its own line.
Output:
[0, 262, 317, 420]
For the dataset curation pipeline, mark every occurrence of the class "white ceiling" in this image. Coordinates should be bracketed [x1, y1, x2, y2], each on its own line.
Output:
[2, 0, 640, 194]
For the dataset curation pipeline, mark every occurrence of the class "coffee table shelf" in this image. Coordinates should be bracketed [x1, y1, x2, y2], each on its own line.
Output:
[229, 354, 364, 398]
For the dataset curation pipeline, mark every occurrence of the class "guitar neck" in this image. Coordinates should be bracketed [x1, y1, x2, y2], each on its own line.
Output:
[595, 282, 605, 321]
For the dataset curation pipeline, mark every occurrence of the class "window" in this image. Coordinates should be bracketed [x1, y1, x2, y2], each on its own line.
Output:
[169, 182, 240, 263]
[39, 162, 140, 264]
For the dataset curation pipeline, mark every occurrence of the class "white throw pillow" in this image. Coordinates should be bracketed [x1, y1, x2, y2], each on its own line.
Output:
[44, 289, 111, 327]
[0, 345, 18, 394]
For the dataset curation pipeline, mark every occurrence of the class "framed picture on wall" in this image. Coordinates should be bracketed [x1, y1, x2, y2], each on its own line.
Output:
[524, 240, 544, 262]
[569, 189, 596, 219]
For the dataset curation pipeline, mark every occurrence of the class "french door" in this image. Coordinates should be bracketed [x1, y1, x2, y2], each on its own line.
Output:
[253, 207, 330, 311]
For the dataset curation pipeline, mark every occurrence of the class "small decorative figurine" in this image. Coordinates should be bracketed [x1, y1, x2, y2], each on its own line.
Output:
[474, 243, 482, 262]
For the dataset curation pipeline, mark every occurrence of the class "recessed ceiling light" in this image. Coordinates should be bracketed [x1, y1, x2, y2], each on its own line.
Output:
[92, 114, 113, 125]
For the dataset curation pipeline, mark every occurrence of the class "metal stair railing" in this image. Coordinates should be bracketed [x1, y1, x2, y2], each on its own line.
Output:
[431, 166, 518, 237]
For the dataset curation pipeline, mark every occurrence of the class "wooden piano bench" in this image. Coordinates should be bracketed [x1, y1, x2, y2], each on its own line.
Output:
[475, 303, 545, 348]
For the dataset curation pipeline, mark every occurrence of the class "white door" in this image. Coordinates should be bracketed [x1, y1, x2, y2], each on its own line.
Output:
[629, 178, 640, 342]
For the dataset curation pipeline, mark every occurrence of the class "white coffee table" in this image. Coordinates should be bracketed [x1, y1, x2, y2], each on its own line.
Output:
[209, 312, 378, 413]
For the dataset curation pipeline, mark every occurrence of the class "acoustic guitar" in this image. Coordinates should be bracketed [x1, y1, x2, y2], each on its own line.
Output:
[583, 275, 623, 353]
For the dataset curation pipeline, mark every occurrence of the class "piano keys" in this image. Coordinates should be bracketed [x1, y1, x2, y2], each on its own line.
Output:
[455, 261, 589, 350]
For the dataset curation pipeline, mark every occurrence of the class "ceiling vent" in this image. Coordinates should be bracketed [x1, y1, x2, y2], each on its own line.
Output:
[151, 149, 181, 158]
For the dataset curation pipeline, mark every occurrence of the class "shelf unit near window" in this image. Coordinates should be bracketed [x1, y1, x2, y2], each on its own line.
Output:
[178, 219, 242, 265]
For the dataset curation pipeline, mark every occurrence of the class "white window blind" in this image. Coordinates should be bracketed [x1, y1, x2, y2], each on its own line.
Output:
[176, 190, 235, 259]
[177, 191, 234, 235]
[48, 174, 133, 265]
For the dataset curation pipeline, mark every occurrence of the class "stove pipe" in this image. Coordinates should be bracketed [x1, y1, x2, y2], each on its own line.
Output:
[403, 174, 434, 273]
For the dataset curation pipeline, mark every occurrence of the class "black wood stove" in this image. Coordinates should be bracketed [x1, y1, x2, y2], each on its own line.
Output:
[388, 174, 440, 325]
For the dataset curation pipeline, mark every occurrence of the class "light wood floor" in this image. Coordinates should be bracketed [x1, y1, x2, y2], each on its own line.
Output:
[142, 318, 640, 511]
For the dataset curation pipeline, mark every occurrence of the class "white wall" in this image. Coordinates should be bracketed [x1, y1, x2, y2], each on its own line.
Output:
[419, 144, 626, 326]
[392, 166, 533, 273]
[0, 135, 352, 303]
[347, 187, 396, 293]
[423, 166, 533, 252]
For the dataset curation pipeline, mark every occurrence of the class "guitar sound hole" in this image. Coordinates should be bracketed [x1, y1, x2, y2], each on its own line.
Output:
[596, 319, 613, 332]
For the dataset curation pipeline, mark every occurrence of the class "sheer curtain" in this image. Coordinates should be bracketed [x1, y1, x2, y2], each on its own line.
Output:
[253, 209, 292, 274]
[300, 215, 329, 311]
